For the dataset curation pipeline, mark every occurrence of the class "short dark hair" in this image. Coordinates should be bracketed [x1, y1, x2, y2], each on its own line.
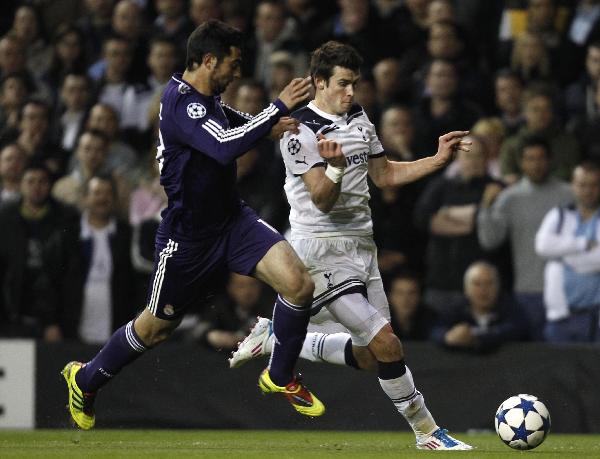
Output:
[84, 173, 117, 198]
[185, 19, 243, 70]
[519, 135, 551, 159]
[309, 41, 363, 85]
[23, 160, 51, 179]
[77, 128, 109, 147]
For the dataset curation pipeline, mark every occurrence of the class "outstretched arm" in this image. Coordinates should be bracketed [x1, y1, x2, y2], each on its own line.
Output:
[368, 131, 470, 188]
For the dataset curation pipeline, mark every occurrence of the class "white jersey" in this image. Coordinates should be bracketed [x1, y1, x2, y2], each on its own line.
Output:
[280, 101, 384, 239]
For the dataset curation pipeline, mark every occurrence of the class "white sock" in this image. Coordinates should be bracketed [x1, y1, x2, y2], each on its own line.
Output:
[378, 366, 437, 438]
[265, 332, 350, 365]
[300, 332, 349, 364]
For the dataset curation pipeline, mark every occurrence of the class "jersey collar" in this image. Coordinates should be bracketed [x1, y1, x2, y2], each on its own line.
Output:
[308, 101, 346, 122]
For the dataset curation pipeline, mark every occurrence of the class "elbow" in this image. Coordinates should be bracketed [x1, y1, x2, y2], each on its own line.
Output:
[314, 200, 334, 214]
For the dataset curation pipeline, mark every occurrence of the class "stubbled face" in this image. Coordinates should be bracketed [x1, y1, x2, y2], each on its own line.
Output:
[210, 47, 242, 95]
[572, 166, 600, 211]
[315, 65, 360, 115]
[520, 145, 550, 183]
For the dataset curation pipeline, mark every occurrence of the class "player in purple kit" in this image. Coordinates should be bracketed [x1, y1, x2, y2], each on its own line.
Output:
[62, 20, 324, 430]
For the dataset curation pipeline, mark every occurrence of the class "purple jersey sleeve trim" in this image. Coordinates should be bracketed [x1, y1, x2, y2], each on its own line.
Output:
[273, 98, 290, 116]
[199, 103, 282, 164]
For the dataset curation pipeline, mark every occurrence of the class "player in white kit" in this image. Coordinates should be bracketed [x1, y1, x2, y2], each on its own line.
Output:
[231, 41, 472, 450]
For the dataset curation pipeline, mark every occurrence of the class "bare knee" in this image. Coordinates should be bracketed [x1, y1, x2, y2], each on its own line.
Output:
[134, 309, 180, 347]
[368, 324, 404, 362]
[352, 346, 378, 371]
[281, 269, 314, 306]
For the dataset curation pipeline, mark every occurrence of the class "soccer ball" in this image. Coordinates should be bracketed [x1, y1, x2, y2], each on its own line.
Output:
[495, 394, 551, 450]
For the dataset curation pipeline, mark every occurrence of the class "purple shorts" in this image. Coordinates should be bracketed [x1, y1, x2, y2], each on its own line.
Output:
[146, 206, 284, 320]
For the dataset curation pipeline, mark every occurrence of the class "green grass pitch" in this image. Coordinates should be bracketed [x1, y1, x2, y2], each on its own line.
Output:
[2, 430, 600, 458]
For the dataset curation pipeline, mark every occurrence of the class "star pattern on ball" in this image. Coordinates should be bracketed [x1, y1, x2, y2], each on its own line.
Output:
[511, 420, 535, 442]
[517, 398, 537, 416]
[496, 408, 508, 425]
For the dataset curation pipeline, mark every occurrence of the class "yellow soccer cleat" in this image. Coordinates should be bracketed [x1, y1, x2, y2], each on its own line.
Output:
[61, 361, 96, 430]
[258, 369, 325, 417]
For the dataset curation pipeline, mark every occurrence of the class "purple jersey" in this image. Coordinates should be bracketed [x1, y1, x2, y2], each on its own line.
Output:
[156, 73, 288, 241]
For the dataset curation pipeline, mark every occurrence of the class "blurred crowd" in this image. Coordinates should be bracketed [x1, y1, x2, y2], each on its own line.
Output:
[0, 0, 599, 351]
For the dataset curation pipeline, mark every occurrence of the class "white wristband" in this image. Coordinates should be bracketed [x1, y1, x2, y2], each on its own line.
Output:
[324, 164, 344, 183]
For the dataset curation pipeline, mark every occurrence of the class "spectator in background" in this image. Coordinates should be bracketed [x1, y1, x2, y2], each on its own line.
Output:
[0, 143, 27, 204]
[412, 59, 481, 158]
[53, 129, 110, 210]
[478, 137, 573, 340]
[189, 0, 223, 27]
[0, 35, 28, 81]
[90, 35, 135, 124]
[8, 3, 51, 81]
[390, 0, 430, 55]
[378, 104, 426, 161]
[426, 0, 455, 26]
[45, 174, 138, 343]
[509, 31, 557, 87]
[0, 71, 35, 133]
[500, 85, 581, 184]
[564, 41, 600, 120]
[493, 69, 524, 137]
[446, 118, 506, 181]
[372, 58, 405, 109]
[370, 106, 429, 275]
[192, 273, 273, 351]
[55, 73, 92, 152]
[111, 0, 149, 84]
[152, 0, 194, 50]
[0, 162, 78, 340]
[234, 79, 267, 116]
[431, 261, 528, 352]
[569, 79, 600, 162]
[120, 36, 179, 137]
[415, 135, 502, 314]
[84, 103, 138, 176]
[536, 161, 600, 342]
[42, 24, 88, 106]
[387, 271, 437, 341]
[5, 98, 67, 177]
[268, 51, 295, 103]
[245, 0, 307, 88]
[78, 0, 115, 64]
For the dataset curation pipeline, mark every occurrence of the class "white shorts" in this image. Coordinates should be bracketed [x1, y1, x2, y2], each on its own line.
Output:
[291, 236, 390, 346]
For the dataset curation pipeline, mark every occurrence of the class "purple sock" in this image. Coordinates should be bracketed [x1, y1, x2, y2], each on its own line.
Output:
[268, 295, 310, 386]
[76, 320, 147, 393]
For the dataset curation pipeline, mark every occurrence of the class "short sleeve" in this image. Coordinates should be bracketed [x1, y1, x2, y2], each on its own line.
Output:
[363, 113, 384, 157]
[280, 123, 324, 176]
